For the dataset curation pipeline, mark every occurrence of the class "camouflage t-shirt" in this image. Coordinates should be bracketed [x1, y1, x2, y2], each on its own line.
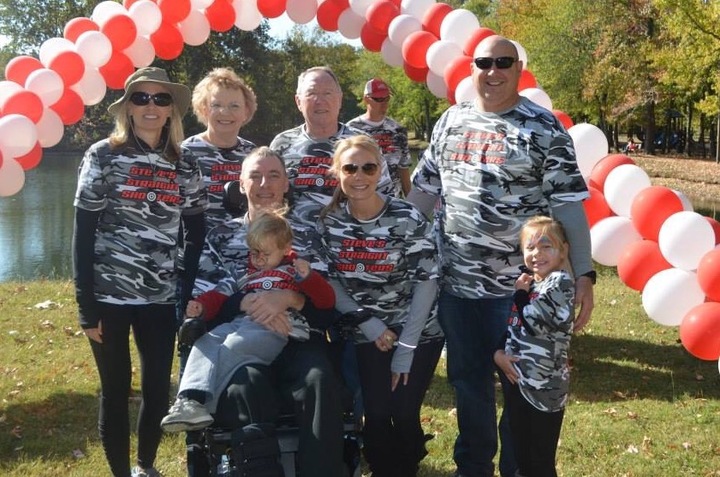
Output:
[74, 139, 208, 305]
[318, 196, 441, 344]
[269, 123, 394, 226]
[412, 97, 588, 299]
[506, 270, 574, 413]
[346, 115, 411, 197]
[182, 134, 256, 229]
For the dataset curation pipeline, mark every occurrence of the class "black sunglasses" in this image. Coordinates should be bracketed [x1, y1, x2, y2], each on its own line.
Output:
[473, 57, 517, 70]
[341, 163, 379, 175]
[129, 91, 173, 107]
[368, 96, 389, 103]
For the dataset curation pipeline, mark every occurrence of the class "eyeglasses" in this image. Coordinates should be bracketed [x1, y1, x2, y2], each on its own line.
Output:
[368, 96, 389, 103]
[341, 163, 379, 176]
[473, 57, 517, 70]
[129, 91, 173, 107]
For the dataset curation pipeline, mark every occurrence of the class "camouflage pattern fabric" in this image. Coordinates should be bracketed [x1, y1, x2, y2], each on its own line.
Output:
[182, 134, 256, 229]
[269, 123, 394, 226]
[346, 115, 411, 197]
[412, 97, 588, 299]
[318, 196, 442, 344]
[505, 270, 574, 412]
[74, 139, 207, 305]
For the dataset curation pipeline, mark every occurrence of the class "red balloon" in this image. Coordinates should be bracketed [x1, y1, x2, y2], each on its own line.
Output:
[257, 0, 287, 18]
[517, 69, 537, 91]
[159, 0, 191, 23]
[5, 56, 43, 85]
[50, 88, 85, 125]
[365, 1, 400, 35]
[402, 31, 437, 69]
[630, 186, 684, 241]
[64, 17, 99, 42]
[151, 22, 185, 60]
[316, 0, 343, 31]
[583, 186, 612, 228]
[99, 51, 135, 90]
[588, 153, 635, 192]
[553, 109, 574, 130]
[706, 217, 720, 245]
[360, 23, 386, 52]
[101, 14, 138, 51]
[49, 50, 85, 87]
[616, 240, 672, 292]
[680, 302, 720, 360]
[697, 248, 720, 301]
[205, 0, 236, 32]
[0, 90, 44, 124]
[421, 3, 452, 38]
[444, 55, 472, 93]
[14, 142, 42, 171]
[463, 27, 496, 56]
[403, 61, 428, 83]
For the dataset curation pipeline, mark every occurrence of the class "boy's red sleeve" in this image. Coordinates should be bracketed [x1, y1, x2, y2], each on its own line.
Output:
[193, 290, 228, 321]
[297, 271, 335, 309]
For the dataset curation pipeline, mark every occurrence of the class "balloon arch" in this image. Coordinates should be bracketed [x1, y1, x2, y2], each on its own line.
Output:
[0, 0, 718, 364]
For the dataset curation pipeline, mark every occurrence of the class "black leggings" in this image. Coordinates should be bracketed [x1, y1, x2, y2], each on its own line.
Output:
[356, 339, 444, 477]
[89, 303, 176, 477]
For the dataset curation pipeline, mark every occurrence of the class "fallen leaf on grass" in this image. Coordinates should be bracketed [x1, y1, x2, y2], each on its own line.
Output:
[626, 444, 639, 454]
[72, 449, 85, 459]
[40, 320, 55, 329]
[682, 442, 692, 450]
[642, 436, 652, 451]
[627, 412, 638, 419]
[33, 300, 59, 310]
[448, 408, 457, 417]
[695, 374, 704, 381]
[613, 391, 628, 399]
[603, 408, 618, 416]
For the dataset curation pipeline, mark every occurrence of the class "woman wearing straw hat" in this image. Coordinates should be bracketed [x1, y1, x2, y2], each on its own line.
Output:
[73, 67, 208, 477]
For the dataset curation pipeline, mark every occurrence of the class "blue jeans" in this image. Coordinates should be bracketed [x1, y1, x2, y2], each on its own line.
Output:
[438, 291, 517, 477]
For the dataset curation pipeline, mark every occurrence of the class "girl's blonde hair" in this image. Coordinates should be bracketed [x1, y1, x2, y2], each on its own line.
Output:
[320, 135, 383, 218]
[246, 207, 293, 251]
[191, 67, 258, 127]
[519, 216, 573, 275]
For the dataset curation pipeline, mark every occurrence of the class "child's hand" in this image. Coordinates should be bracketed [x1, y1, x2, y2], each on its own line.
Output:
[293, 258, 311, 279]
[185, 300, 204, 318]
[515, 272, 533, 292]
[493, 350, 520, 384]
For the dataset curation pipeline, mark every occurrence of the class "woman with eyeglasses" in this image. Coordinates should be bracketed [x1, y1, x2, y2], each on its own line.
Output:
[319, 135, 444, 477]
[73, 67, 207, 477]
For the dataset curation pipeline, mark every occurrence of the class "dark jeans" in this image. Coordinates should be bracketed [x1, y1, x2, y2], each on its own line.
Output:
[89, 303, 176, 477]
[438, 292, 517, 477]
[356, 338, 444, 477]
[505, 384, 564, 477]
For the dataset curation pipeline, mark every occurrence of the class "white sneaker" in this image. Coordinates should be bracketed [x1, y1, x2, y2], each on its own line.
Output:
[160, 397, 213, 432]
[131, 466, 162, 477]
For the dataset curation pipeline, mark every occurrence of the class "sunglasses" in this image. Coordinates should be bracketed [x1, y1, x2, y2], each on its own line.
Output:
[473, 56, 517, 70]
[341, 163, 379, 175]
[129, 91, 173, 107]
[368, 96, 389, 103]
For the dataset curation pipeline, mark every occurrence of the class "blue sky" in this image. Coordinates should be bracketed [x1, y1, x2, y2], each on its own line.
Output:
[266, 13, 362, 47]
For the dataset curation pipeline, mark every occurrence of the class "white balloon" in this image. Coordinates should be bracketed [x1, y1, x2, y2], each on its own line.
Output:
[658, 211, 715, 271]
[0, 158, 26, 198]
[380, 38, 404, 67]
[92, 0, 126, 26]
[39, 37, 74, 66]
[426, 40, 462, 77]
[439, 9, 479, 47]
[0, 114, 38, 158]
[349, 0, 374, 17]
[129, 0, 163, 36]
[25, 68, 64, 107]
[603, 164, 651, 217]
[337, 8, 364, 39]
[511, 39, 528, 68]
[673, 189, 694, 211]
[568, 123, 609, 179]
[124, 35, 155, 68]
[179, 10, 211, 46]
[0, 81, 22, 105]
[388, 14, 422, 47]
[36, 108, 64, 148]
[401, 0, 435, 20]
[192, 0, 214, 7]
[287, 0, 318, 24]
[519, 87, 552, 111]
[425, 70, 447, 99]
[75, 31, 113, 68]
[454, 76, 476, 103]
[642, 268, 705, 326]
[71, 66, 107, 106]
[234, 0, 263, 31]
[590, 216, 642, 266]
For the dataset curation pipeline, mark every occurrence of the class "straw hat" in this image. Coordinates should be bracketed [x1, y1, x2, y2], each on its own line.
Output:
[107, 67, 191, 116]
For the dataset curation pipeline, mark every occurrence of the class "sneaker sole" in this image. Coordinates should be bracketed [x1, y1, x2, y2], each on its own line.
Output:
[161, 418, 214, 433]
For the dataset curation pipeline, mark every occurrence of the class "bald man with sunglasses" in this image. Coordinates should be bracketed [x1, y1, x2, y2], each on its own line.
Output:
[407, 35, 594, 477]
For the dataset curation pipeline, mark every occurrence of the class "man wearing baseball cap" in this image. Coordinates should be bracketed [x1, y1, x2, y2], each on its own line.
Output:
[348, 78, 412, 197]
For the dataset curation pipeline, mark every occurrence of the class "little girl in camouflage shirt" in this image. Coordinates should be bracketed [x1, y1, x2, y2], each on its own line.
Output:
[494, 216, 575, 477]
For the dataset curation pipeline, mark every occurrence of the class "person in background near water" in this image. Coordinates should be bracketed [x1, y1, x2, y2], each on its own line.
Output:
[161, 208, 334, 433]
[319, 135, 444, 477]
[407, 35, 594, 477]
[494, 216, 575, 477]
[347, 78, 412, 197]
[73, 67, 207, 477]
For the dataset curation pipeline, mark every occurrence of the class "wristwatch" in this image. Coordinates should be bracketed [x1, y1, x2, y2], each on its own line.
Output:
[580, 270, 597, 284]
